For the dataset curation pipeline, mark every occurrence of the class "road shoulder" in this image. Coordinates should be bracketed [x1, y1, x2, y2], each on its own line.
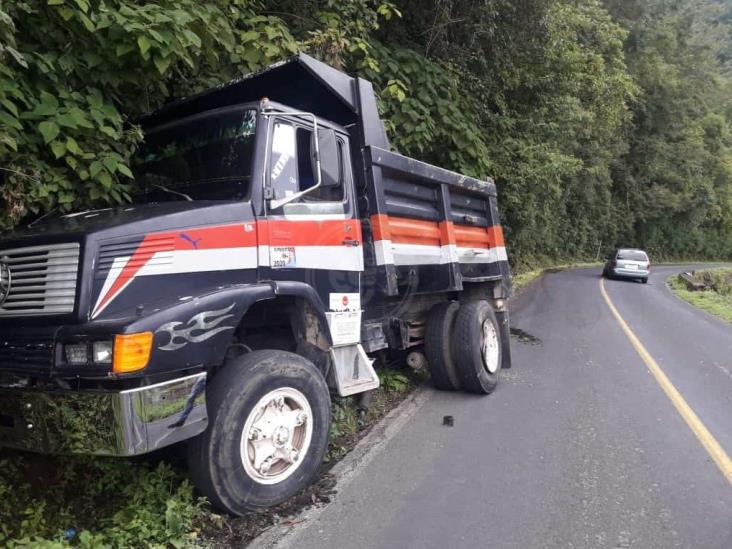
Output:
[249, 386, 431, 548]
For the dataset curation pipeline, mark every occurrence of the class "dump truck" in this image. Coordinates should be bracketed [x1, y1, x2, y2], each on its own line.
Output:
[0, 54, 511, 515]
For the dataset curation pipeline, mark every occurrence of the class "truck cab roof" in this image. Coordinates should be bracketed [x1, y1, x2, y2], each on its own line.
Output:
[141, 53, 388, 149]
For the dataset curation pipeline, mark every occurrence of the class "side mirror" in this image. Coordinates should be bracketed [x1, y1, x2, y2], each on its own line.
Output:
[311, 128, 340, 188]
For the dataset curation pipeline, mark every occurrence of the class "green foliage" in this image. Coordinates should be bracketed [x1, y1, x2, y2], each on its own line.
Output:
[370, 0, 732, 264]
[689, 267, 732, 296]
[378, 368, 410, 393]
[356, 44, 493, 178]
[0, 451, 205, 547]
[0, 362, 420, 544]
[327, 366, 415, 460]
[329, 398, 360, 443]
[604, 0, 732, 259]
[375, 0, 637, 267]
[0, 0, 298, 228]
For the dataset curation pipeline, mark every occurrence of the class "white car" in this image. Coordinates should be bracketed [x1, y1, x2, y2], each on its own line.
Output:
[603, 248, 650, 283]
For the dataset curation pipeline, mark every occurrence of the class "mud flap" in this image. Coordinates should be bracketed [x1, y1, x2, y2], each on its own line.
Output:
[328, 343, 380, 396]
[495, 310, 512, 369]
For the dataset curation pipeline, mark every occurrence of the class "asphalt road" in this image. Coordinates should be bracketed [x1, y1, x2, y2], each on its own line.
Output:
[265, 266, 732, 549]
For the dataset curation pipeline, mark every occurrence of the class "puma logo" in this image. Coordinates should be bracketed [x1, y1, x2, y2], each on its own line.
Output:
[179, 233, 202, 249]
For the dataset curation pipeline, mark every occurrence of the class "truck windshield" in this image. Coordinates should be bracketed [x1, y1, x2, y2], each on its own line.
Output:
[132, 109, 257, 202]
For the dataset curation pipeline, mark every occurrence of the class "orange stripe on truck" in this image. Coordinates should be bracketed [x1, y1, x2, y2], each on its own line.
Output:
[371, 215, 441, 245]
[370, 213, 392, 241]
[387, 217, 441, 246]
[486, 225, 505, 247]
[453, 224, 505, 248]
[371, 214, 504, 249]
[453, 224, 490, 247]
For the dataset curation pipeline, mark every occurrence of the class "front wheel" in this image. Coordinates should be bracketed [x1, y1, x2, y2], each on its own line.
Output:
[188, 350, 331, 515]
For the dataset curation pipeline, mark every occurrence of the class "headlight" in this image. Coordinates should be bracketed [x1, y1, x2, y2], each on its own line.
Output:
[93, 341, 113, 364]
[63, 341, 114, 366]
[64, 343, 88, 365]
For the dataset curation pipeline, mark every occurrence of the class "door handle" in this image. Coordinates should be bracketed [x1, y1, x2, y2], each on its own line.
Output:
[342, 238, 360, 247]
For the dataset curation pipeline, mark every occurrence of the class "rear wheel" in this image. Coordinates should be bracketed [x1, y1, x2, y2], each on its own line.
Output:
[188, 350, 331, 515]
[424, 302, 461, 391]
[453, 301, 502, 394]
[641, 278, 648, 284]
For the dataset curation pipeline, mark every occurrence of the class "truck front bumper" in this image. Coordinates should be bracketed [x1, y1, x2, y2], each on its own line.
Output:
[0, 373, 207, 456]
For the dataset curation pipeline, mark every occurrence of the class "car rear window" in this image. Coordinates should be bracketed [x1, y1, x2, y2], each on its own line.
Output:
[617, 250, 648, 261]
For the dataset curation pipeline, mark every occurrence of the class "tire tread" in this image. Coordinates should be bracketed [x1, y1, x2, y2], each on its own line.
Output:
[453, 301, 501, 395]
[424, 302, 461, 391]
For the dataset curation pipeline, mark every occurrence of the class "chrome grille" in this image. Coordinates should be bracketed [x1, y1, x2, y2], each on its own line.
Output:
[0, 243, 80, 316]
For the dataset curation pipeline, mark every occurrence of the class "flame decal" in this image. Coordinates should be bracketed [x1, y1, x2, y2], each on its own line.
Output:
[156, 304, 236, 351]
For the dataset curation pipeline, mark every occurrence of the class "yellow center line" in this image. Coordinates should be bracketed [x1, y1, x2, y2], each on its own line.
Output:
[599, 278, 732, 485]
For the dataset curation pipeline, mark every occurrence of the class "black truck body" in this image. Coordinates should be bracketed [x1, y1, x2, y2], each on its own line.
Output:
[0, 54, 511, 513]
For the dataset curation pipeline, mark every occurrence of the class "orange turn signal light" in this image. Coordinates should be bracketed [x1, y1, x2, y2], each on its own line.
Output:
[113, 332, 153, 374]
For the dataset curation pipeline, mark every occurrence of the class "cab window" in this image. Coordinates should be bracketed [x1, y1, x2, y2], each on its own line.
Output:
[270, 122, 298, 201]
[269, 120, 345, 206]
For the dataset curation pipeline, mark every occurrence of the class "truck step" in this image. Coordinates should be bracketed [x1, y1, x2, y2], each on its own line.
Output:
[329, 343, 380, 397]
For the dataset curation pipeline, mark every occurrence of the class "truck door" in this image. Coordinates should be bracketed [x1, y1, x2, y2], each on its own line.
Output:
[262, 117, 364, 328]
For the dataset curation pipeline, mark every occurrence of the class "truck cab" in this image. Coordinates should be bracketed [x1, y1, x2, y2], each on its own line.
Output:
[0, 54, 511, 515]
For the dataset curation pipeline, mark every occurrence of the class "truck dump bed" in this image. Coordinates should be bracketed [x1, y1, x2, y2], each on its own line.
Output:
[363, 145, 509, 297]
[144, 53, 510, 298]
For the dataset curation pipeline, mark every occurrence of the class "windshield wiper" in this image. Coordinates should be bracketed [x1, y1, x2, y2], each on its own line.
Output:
[151, 183, 193, 202]
[27, 207, 58, 228]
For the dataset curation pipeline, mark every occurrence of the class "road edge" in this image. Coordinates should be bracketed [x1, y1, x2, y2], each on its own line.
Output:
[512, 263, 603, 297]
[599, 277, 732, 485]
[249, 385, 432, 548]
[663, 271, 732, 326]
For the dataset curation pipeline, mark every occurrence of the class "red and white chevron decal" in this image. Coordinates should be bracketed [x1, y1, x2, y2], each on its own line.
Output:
[92, 224, 258, 318]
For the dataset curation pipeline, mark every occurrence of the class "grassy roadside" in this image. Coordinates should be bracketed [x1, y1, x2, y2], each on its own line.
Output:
[512, 261, 602, 293]
[667, 269, 732, 324]
[0, 367, 422, 548]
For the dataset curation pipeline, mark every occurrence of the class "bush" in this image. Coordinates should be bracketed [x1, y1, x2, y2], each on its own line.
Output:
[0, 451, 205, 547]
[0, 0, 298, 229]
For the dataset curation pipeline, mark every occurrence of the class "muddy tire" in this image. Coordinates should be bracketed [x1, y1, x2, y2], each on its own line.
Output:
[424, 302, 461, 391]
[453, 300, 502, 394]
[188, 350, 330, 515]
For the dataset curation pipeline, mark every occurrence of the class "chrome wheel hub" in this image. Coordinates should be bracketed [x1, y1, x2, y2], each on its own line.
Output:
[481, 319, 500, 374]
[240, 387, 313, 485]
